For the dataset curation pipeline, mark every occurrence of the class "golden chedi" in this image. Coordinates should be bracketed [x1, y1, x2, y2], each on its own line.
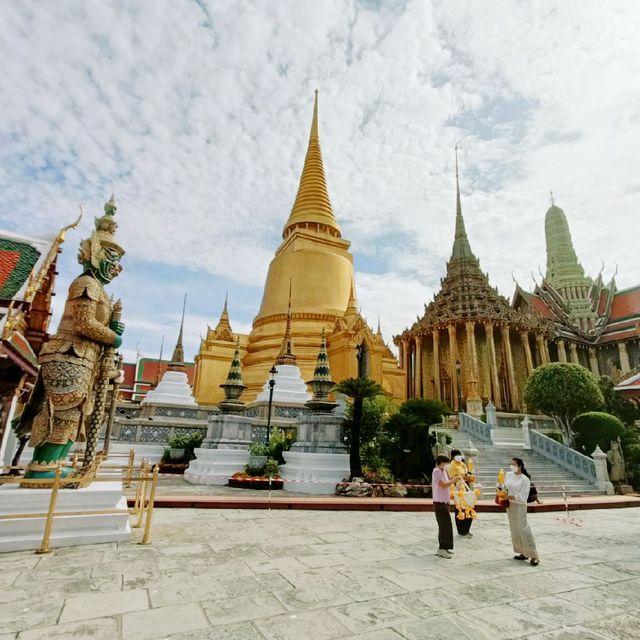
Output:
[194, 92, 405, 404]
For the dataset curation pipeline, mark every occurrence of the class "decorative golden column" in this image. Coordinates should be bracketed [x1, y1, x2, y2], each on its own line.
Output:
[432, 329, 441, 401]
[401, 337, 410, 398]
[557, 339, 567, 363]
[465, 321, 479, 378]
[448, 323, 459, 411]
[414, 335, 423, 399]
[465, 320, 482, 416]
[398, 339, 405, 369]
[535, 333, 548, 364]
[501, 325, 519, 410]
[569, 342, 579, 364]
[588, 347, 599, 376]
[485, 322, 501, 408]
[618, 342, 631, 373]
[520, 331, 534, 375]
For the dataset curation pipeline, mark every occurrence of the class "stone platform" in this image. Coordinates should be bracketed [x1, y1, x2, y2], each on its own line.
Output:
[0, 480, 130, 552]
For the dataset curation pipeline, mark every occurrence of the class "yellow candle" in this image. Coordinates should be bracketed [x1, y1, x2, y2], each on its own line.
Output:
[467, 460, 474, 472]
[497, 468, 505, 484]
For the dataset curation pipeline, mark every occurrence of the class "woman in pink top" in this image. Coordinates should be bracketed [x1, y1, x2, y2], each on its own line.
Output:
[432, 455, 462, 558]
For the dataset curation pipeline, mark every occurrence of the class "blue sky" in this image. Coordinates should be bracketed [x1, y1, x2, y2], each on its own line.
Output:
[1, 1, 639, 364]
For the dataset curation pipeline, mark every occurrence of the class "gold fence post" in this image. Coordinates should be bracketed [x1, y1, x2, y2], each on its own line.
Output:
[124, 448, 135, 488]
[36, 467, 62, 555]
[135, 460, 149, 528]
[141, 465, 159, 545]
[132, 459, 146, 528]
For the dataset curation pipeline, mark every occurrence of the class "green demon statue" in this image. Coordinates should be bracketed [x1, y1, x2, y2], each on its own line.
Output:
[20, 196, 125, 480]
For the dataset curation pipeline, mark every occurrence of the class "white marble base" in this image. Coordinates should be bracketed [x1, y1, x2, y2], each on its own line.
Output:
[184, 448, 249, 485]
[281, 451, 350, 495]
[0, 481, 131, 553]
[256, 364, 311, 404]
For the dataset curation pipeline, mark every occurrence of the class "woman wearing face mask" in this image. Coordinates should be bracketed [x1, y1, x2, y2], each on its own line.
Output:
[505, 457, 539, 566]
[448, 450, 474, 538]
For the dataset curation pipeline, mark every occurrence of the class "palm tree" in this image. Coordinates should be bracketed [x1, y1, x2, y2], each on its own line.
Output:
[334, 377, 385, 479]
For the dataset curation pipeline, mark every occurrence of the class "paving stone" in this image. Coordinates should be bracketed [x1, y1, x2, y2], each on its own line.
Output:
[525, 625, 610, 639]
[122, 602, 209, 640]
[164, 621, 264, 639]
[510, 594, 609, 627]
[329, 597, 418, 633]
[16, 616, 117, 640]
[244, 556, 308, 574]
[202, 592, 287, 627]
[583, 613, 640, 640]
[393, 587, 462, 617]
[274, 584, 353, 611]
[332, 576, 406, 602]
[298, 553, 350, 568]
[0, 597, 65, 634]
[254, 609, 351, 640]
[342, 630, 408, 640]
[59, 588, 148, 622]
[469, 604, 553, 639]
[0, 572, 19, 589]
[394, 612, 479, 640]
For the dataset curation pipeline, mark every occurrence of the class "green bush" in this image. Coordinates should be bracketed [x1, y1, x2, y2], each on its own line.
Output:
[269, 427, 294, 464]
[545, 431, 564, 444]
[362, 465, 394, 484]
[249, 442, 269, 457]
[572, 412, 625, 456]
[264, 459, 280, 478]
[524, 363, 603, 444]
[165, 431, 204, 462]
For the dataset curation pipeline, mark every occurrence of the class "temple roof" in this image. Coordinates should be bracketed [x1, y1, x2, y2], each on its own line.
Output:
[402, 154, 545, 335]
[282, 90, 341, 239]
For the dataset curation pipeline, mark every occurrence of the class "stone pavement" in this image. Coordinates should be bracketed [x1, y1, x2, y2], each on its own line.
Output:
[0, 507, 639, 639]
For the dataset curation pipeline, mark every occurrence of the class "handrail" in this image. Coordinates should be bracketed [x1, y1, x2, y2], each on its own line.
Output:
[459, 412, 492, 443]
[529, 429, 597, 482]
[0, 458, 158, 554]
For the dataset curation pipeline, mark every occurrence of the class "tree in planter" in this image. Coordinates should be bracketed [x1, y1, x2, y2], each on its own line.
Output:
[523, 363, 603, 445]
[342, 395, 398, 469]
[380, 398, 451, 482]
[334, 377, 385, 479]
[572, 411, 626, 456]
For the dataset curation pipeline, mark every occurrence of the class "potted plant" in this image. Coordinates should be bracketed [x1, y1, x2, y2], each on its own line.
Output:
[248, 442, 269, 472]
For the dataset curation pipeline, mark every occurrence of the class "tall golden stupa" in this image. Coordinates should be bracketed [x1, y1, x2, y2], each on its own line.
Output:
[193, 92, 405, 405]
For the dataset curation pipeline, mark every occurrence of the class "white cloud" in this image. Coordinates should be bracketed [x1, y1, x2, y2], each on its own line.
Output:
[1, 0, 639, 363]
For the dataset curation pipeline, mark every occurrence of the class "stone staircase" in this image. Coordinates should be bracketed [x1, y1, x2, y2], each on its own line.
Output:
[438, 428, 606, 498]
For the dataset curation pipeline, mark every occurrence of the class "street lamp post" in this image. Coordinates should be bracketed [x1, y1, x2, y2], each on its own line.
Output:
[265, 365, 277, 446]
[455, 360, 463, 413]
[356, 344, 363, 379]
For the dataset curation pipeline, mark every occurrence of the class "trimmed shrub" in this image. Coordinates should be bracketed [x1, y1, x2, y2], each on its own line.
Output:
[572, 411, 625, 456]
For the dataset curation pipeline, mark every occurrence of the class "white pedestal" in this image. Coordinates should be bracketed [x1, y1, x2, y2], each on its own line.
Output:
[184, 448, 249, 485]
[141, 371, 197, 406]
[0, 481, 131, 553]
[281, 451, 350, 495]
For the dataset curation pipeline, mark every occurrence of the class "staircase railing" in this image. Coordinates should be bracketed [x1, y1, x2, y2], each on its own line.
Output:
[459, 412, 492, 443]
[529, 429, 597, 482]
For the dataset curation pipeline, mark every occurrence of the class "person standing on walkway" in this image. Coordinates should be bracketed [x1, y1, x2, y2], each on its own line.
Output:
[448, 449, 474, 538]
[505, 457, 539, 566]
[432, 455, 461, 558]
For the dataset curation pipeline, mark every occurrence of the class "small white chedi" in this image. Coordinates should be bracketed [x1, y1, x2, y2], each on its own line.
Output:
[256, 364, 311, 405]
[141, 370, 197, 407]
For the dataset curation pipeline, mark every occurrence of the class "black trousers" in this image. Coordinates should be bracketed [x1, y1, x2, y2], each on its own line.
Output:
[434, 502, 453, 550]
[455, 514, 473, 535]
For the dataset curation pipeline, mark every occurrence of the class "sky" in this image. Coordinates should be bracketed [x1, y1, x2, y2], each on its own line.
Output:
[1, 1, 639, 365]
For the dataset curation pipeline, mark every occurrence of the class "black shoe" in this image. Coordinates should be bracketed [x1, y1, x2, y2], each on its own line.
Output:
[530, 559, 539, 566]
[513, 554, 527, 560]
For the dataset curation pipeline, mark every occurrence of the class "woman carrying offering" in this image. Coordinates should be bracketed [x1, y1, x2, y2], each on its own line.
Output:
[448, 450, 474, 538]
[505, 457, 539, 566]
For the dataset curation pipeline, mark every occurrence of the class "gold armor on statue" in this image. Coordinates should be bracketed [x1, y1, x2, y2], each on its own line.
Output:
[20, 196, 125, 480]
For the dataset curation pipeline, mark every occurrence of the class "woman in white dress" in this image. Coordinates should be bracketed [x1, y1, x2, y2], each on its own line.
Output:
[505, 457, 539, 566]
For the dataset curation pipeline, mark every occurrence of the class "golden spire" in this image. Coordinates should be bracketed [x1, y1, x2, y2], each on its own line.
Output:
[276, 280, 296, 365]
[450, 145, 477, 262]
[283, 90, 341, 238]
